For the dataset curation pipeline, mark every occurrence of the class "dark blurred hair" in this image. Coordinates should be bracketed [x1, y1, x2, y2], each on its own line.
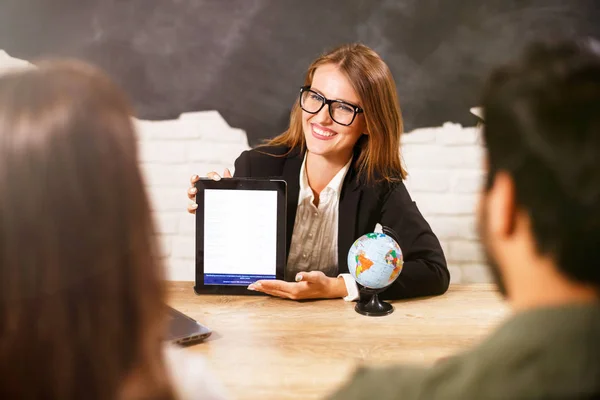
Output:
[0, 61, 175, 399]
[481, 38, 600, 287]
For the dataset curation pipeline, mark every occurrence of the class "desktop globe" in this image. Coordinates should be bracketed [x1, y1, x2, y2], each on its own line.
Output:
[347, 231, 403, 316]
[348, 232, 403, 289]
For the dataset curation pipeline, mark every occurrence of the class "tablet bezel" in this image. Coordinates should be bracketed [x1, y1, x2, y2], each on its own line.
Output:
[193, 178, 287, 295]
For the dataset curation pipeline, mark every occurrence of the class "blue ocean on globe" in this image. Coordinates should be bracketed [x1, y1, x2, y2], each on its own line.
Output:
[347, 232, 404, 289]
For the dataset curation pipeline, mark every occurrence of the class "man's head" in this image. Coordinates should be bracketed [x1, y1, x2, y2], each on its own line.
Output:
[479, 39, 600, 304]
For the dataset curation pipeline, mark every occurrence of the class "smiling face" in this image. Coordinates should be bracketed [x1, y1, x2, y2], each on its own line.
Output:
[302, 63, 366, 164]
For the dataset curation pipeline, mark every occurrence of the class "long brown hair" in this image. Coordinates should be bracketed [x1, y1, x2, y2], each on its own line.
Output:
[0, 61, 175, 399]
[265, 43, 407, 182]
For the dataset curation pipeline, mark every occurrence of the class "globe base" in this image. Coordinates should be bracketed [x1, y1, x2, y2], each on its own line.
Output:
[355, 293, 394, 317]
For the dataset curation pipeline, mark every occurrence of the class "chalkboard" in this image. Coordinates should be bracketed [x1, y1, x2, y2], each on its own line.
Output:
[1, 0, 599, 145]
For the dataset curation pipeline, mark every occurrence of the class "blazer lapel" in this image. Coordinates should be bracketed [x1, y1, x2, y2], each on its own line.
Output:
[337, 166, 362, 274]
[281, 149, 304, 266]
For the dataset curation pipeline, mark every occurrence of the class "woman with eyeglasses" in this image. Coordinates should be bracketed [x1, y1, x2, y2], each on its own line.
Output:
[188, 43, 449, 301]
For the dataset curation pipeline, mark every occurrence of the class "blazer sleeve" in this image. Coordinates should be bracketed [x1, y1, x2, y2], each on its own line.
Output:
[232, 150, 252, 177]
[378, 182, 450, 300]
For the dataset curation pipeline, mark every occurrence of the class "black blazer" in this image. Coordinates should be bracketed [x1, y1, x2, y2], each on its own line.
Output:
[233, 145, 450, 300]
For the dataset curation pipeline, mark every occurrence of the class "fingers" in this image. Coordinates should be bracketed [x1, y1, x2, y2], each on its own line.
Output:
[191, 172, 225, 183]
[295, 271, 325, 283]
[248, 280, 300, 299]
[206, 171, 222, 181]
[187, 176, 198, 213]
[187, 202, 198, 214]
[252, 285, 293, 299]
[188, 175, 200, 200]
[251, 280, 291, 292]
[190, 174, 200, 185]
[187, 186, 197, 200]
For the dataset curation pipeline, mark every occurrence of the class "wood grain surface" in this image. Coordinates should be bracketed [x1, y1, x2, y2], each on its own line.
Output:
[167, 282, 509, 400]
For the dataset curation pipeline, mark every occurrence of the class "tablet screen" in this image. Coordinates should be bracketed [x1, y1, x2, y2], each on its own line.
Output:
[203, 189, 278, 285]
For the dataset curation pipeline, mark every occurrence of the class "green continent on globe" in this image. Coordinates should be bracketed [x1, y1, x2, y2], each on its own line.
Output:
[355, 250, 374, 277]
[365, 233, 379, 239]
[385, 249, 403, 283]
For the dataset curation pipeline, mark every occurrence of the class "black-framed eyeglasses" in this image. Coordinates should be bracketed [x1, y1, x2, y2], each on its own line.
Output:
[299, 86, 364, 126]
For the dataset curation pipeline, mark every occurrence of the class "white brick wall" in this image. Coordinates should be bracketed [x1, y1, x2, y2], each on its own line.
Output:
[1, 50, 490, 283]
[403, 123, 487, 283]
[135, 112, 251, 280]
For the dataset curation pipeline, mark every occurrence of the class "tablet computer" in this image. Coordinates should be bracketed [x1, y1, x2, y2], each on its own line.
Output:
[194, 178, 287, 295]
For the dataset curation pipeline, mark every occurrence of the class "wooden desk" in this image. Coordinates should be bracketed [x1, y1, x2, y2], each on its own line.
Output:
[167, 282, 509, 400]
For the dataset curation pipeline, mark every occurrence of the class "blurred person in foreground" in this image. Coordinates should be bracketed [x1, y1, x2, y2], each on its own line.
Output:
[328, 38, 600, 400]
[0, 61, 225, 399]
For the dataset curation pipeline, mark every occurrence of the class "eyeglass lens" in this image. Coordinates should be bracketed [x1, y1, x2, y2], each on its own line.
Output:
[300, 90, 356, 125]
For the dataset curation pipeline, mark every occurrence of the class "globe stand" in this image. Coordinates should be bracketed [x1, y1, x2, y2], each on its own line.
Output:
[355, 287, 394, 317]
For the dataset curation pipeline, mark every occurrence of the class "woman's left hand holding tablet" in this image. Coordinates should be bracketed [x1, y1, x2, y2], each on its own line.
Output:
[248, 271, 348, 300]
[187, 169, 232, 214]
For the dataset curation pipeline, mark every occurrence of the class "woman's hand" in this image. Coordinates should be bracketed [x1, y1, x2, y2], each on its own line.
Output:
[247, 271, 348, 300]
[187, 169, 232, 214]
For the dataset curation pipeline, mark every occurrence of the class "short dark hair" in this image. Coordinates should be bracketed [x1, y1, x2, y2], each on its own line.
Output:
[481, 38, 600, 287]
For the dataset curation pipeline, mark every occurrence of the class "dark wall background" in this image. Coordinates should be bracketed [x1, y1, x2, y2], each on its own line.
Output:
[1, 0, 599, 145]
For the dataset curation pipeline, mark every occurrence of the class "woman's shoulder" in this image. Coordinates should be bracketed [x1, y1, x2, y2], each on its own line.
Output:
[384, 179, 414, 205]
[164, 344, 228, 400]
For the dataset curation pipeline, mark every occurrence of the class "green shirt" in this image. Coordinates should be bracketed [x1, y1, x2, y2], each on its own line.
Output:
[328, 303, 600, 400]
